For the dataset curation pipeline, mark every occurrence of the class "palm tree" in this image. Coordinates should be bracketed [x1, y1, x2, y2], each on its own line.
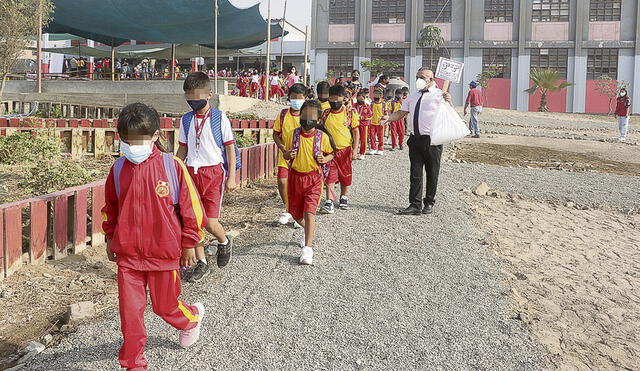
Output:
[524, 68, 573, 112]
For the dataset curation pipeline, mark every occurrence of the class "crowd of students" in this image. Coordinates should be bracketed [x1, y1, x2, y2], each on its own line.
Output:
[233, 66, 301, 102]
[101, 70, 410, 370]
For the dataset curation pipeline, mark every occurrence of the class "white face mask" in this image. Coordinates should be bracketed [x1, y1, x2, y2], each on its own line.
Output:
[121, 141, 153, 164]
[620, 92, 627, 97]
[416, 78, 429, 91]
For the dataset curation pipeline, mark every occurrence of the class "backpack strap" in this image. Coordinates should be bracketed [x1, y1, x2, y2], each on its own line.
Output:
[209, 109, 242, 173]
[113, 157, 126, 198]
[161, 153, 180, 205]
[313, 129, 322, 157]
[288, 127, 302, 170]
[279, 108, 288, 127]
[322, 108, 331, 123]
[181, 111, 196, 136]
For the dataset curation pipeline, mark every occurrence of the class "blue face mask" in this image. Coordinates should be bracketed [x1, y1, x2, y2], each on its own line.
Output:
[289, 99, 305, 111]
[121, 141, 152, 164]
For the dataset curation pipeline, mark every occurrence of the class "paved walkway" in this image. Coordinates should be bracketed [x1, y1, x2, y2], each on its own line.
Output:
[28, 149, 545, 370]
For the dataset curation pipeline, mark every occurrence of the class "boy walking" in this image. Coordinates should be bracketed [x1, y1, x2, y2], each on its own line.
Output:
[321, 84, 360, 213]
[369, 89, 387, 155]
[354, 90, 373, 160]
[177, 72, 237, 282]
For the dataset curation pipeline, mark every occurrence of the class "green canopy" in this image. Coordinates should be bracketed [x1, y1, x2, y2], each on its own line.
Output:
[45, 0, 285, 48]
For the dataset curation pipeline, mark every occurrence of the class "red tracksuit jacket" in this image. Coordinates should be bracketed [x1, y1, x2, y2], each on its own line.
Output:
[102, 147, 206, 271]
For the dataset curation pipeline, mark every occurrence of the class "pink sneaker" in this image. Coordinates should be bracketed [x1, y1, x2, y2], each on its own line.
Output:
[179, 302, 205, 348]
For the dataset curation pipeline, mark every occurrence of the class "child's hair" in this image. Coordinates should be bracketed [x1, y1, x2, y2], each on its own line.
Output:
[316, 81, 330, 95]
[401, 86, 409, 93]
[300, 100, 337, 151]
[356, 89, 367, 98]
[183, 72, 211, 92]
[373, 89, 383, 96]
[288, 83, 308, 97]
[329, 84, 346, 97]
[379, 75, 388, 83]
[117, 103, 167, 152]
[395, 89, 403, 95]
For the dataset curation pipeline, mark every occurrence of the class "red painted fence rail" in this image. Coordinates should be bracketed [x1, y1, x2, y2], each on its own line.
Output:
[0, 117, 276, 130]
[0, 143, 277, 281]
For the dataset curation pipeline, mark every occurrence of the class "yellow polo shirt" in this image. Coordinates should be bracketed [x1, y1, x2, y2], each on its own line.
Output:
[274, 108, 301, 168]
[285, 130, 333, 173]
[324, 107, 360, 150]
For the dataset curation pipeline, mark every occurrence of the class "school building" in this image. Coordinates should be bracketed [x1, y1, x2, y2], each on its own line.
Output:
[310, 0, 640, 114]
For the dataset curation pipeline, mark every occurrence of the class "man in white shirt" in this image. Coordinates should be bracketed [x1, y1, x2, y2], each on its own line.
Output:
[381, 67, 452, 215]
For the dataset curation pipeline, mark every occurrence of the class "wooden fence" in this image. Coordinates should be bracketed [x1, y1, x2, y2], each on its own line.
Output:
[0, 142, 278, 281]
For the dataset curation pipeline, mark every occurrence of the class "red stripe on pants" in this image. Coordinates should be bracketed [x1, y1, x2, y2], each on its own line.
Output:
[117, 266, 199, 370]
[358, 125, 369, 155]
[391, 121, 405, 148]
[369, 125, 384, 151]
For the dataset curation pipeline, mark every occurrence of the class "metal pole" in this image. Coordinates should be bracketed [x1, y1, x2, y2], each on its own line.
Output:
[279, 0, 287, 73]
[303, 25, 309, 86]
[111, 46, 115, 81]
[171, 43, 176, 81]
[36, 0, 43, 93]
[214, 0, 219, 94]
[265, 0, 272, 101]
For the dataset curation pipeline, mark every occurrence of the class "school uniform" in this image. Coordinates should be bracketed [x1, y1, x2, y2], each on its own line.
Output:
[273, 108, 301, 179]
[270, 76, 284, 97]
[323, 106, 360, 186]
[250, 75, 260, 94]
[102, 147, 206, 370]
[355, 102, 373, 156]
[320, 100, 331, 112]
[390, 99, 405, 148]
[370, 101, 387, 151]
[178, 109, 235, 219]
[286, 130, 333, 220]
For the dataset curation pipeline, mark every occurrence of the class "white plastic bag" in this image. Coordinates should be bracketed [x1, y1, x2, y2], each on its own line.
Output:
[429, 102, 470, 146]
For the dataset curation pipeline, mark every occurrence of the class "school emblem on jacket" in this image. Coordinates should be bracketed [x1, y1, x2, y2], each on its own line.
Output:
[155, 180, 170, 198]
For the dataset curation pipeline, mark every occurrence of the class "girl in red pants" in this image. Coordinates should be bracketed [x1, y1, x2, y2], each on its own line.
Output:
[354, 90, 372, 159]
[102, 103, 207, 371]
[390, 89, 406, 150]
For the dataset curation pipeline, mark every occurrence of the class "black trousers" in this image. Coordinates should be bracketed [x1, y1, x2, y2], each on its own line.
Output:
[407, 135, 443, 208]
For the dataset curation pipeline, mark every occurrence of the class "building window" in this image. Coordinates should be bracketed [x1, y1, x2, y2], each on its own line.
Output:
[328, 49, 354, 78]
[422, 48, 450, 70]
[371, 48, 405, 77]
[424, 0, 452, 23]
[482, 49, 512, 78]
[530, 48, 569, 79]
[329, 0, 356, 25]
[532, 0, 570, 22]
[485, 0, 514, 23]
[589, 0, 622, 22]
[587, 48, 618, 80]
[372, 0, 406, 24]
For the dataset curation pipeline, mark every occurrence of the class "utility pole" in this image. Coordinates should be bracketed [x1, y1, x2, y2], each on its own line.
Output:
[279, 0, 288, 73]
[303, 26, 309, 86]
[214, 0, 219, 94]
[171, 43, 176, 81]
[111, 46, 115, 81]
[265, 0, 272, 101]
[36, 0, 43, 93]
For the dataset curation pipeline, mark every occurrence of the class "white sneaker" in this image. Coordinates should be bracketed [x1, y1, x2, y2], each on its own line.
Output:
[299, 246, 313, 265]
[299, 236, 305, 248]
[320, 200, 335, 214]
[376, 151, 384, 156]
[179, 302, 204, 348]
[619, 137, 626, 142]
[278, 211, 292, 225]
[359, 155, 365, 160]
[369, 150, 377, 155]
[293, 221, 302, 229]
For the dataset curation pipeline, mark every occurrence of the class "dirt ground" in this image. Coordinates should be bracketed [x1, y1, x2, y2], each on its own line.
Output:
[0, 178, 279, 367]
[467, 193, 640, 371]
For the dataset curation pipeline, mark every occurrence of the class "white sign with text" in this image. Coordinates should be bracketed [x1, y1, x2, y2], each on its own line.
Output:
[435, 57, 464, 84]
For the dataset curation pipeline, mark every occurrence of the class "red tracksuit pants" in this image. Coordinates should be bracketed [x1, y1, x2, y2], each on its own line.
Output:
[369, 125, 384, 151]
[358, 125, 369, 155]
[390, 120, 405, 148]
[118, 266, 200, 371]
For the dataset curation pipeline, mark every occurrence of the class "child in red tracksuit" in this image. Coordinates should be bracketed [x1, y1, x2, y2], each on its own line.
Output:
[103, 103, 207, 371]
[354, 90, 372, 159]
[390, 89, 406, 150]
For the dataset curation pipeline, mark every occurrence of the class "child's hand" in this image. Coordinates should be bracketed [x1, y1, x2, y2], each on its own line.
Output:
[106, 240, 116, 262]
[316, 154, 329, 164]
[380, 115, 389, 125]
[225, 177, 238, 192]
[284, 149, 297, 160]
[351, 151, 359, 161]
[181, 248, 196, 267]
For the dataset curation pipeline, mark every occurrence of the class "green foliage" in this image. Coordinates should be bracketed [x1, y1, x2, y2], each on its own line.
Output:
[20, 159, 98, 195]
[595, 75, 630, 115]
[360, 59, 401, 76]
[225, 112, 261, 120]
[0, 130, 61, 164]
[325, 69, 334, 80]
[476, 66, 499, 90]
[524, 68, 573, 112]
[418, 25, 445, 49]
[234, 132, 256, 148]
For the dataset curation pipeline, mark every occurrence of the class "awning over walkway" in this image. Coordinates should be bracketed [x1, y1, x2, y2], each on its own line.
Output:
[38, 44, 262, 59]
[45, 0, 285, 48]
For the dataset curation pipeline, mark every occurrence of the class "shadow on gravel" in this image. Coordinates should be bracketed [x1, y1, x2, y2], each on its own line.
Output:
[349, 203, 403, 214]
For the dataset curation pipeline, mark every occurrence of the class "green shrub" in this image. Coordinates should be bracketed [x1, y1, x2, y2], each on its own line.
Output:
[0, 131, 61, 165]
[226, 112, 261, 121]
[235, 133, 256, 148]
[20, 159, 98, 195]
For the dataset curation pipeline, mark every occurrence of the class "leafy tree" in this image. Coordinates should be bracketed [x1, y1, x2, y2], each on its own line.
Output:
[418, 25, 445, 67]
[595, 75, 629, 115]
[325, 69, 334, 80]
[476, 66, 499, 106]
[524, 68, 573, 112]
[360, 59, 401, 77]
[0, 0, 54, 110]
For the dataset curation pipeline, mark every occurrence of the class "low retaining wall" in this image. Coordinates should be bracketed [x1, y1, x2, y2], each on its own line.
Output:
[3, 80, 229, 96]
[0, 142, 278, 281]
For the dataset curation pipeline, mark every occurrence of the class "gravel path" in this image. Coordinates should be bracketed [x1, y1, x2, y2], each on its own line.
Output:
[27, 149, 549, 371]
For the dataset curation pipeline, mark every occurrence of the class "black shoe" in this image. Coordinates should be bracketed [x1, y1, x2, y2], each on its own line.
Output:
[422, 204, 434, 214]
[189, 260, 211, 282]
[339, 196, 349, 210]
[398, 205, 422, 215]
[399, 145, 404, 150]
[217, 236, 233, 268]
[472, 134, 480, 138]
[180, 265, 195, 282]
